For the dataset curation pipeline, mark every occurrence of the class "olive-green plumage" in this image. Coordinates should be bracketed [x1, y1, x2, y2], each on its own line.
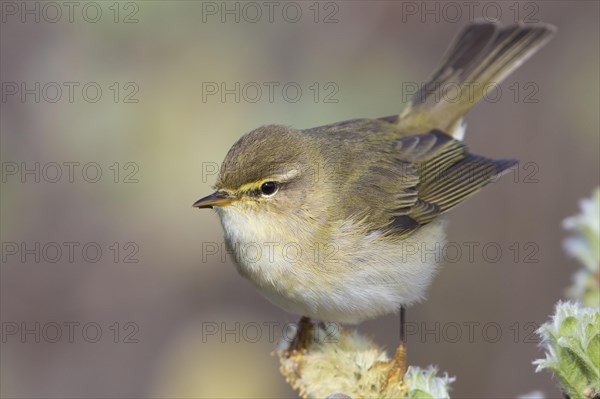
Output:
[195, 21, 556, 323]
[216, 118, 515, 242]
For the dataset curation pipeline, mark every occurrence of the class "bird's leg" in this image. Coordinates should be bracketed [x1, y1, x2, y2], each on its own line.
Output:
[382, 307, 407, 391]
[399, 306, 406, 346]
[285, 316, 313, 357]
[395, 306, 407, 373]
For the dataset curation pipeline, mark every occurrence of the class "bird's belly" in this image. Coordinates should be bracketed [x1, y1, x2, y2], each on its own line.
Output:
[237, 236, 443, 324]
[218, 207, 446, 323]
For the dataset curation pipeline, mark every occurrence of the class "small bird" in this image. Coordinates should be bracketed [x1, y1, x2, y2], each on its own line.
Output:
[194, 22, 555, 346]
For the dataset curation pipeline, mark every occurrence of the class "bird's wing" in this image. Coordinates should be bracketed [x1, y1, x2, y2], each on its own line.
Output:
[353, 130, 516, 239]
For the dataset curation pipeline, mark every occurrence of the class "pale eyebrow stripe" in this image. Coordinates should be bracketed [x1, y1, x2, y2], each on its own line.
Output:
[233, 168, 301, 193]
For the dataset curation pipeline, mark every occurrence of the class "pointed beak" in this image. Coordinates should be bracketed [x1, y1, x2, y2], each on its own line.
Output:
[193, 191, 236, 209]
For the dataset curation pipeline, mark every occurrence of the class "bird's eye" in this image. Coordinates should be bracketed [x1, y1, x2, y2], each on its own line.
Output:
[260, 181, 278, 196]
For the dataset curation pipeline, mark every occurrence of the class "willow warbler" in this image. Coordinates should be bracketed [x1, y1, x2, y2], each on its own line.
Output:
[194, 22, 555, 325]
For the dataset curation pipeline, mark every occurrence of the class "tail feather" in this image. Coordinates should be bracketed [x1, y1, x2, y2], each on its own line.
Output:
[398, 22, 556, 136]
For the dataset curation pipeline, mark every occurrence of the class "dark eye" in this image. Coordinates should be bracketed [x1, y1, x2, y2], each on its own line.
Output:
[260, 181, 278, 196]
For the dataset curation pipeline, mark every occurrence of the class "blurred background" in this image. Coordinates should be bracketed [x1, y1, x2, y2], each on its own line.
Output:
[1, 1, 598, 398]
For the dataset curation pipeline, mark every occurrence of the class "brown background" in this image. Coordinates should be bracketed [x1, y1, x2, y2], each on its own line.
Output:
[1, 1, 599, 398]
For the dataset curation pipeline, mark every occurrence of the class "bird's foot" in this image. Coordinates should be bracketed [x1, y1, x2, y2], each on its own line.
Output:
[284, 316, 313, 358]
[381, 341, 407, 393]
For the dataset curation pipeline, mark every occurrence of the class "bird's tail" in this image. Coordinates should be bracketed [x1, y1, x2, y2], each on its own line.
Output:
[398, 22, 556, 136]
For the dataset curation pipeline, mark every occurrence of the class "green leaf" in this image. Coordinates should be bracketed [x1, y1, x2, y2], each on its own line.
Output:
[408, 389, 434, 399]
[559, 316, 578, 337]
[586, 334, 600, 375]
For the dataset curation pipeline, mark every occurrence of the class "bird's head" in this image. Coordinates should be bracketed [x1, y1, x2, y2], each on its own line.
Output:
[193, 125, 321, 221]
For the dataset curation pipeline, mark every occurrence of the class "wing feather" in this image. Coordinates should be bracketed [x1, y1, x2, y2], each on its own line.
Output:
[371, 130, 516, 238]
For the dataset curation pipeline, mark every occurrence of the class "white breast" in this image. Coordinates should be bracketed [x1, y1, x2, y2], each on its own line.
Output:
[216, 206, 446, 323]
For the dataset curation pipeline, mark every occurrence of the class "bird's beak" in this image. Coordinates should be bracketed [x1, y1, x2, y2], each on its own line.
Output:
[193, 191, 236, 209]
